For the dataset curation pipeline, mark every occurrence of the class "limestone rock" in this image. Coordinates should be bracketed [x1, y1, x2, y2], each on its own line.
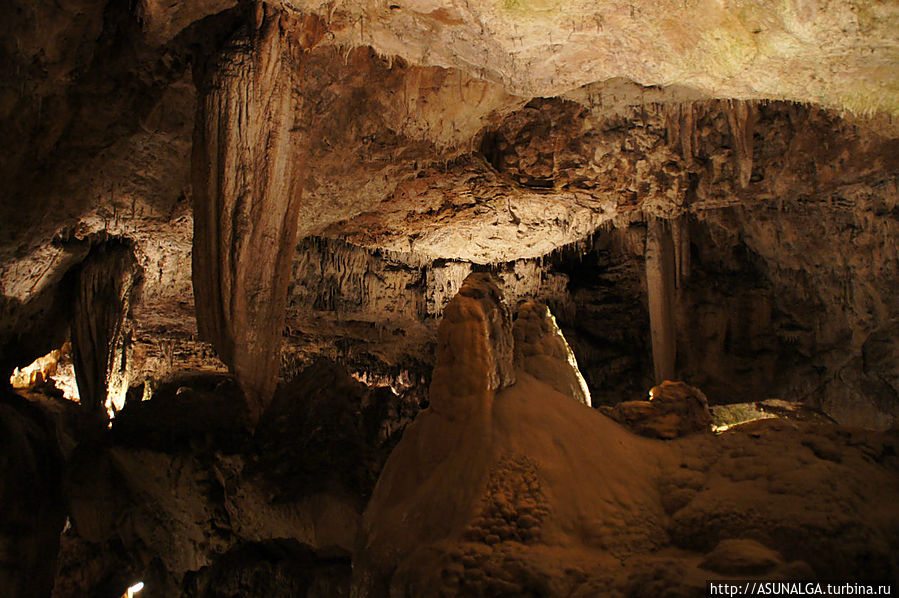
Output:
[356, 284, 899, 596]
[429, 272, 515, 412]
[607, 381, 712, 439]
[0, 1, 898, 596]
[191, 5, 315, 421]
[57, 364, 414, 596]
[69, 241, 140, 416]
[0, 391, 66, 598]
[700, 538, 784, 575]
[513, 300, 591, 406]
[186, 540, 351, 598]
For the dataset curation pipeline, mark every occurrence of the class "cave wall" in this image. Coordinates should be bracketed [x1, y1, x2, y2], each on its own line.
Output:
[0, 392, 66, 598]
[50, 361, 414, 597]
[3, 66, 895, 426]
[2, 7, 896, 425]
[283, 183, 899, 428]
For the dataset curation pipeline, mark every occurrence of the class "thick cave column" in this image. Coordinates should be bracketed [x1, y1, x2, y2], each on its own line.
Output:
[71, 241, 139, 417]
[646, 219, 677, 383]
[191, 5, 313, 420]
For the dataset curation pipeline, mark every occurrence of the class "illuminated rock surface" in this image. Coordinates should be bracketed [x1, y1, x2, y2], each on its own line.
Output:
[0, 0, 897, 595]
[358, 274, 899, 596]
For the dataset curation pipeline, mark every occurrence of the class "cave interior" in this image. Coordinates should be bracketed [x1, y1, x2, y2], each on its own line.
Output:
[1, 1, 898, 597]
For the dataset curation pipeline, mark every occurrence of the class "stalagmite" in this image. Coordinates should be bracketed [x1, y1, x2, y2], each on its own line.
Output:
[70, 241, 139, 416]
[191, 4, 320, 420]
[513, 300, 591, 406]
[727, 100, 756, 188]
[429, 272, 515, 413]
[645, 219, 677, 383]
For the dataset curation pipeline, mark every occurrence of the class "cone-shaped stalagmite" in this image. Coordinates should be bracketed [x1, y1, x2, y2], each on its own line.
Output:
[429, 272, 516, 414]
[513, 300, 591, 406]
[356, 273, 667, 596]
[192, 5, 322, 420]
[70, 241, 139, 415]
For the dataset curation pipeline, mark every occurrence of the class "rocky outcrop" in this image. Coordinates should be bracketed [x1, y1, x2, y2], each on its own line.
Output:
[699, 539, 788, 576]
[53, 360, 415, 597]
[184, 540, 351, 598]
[606, 380, 713, 439]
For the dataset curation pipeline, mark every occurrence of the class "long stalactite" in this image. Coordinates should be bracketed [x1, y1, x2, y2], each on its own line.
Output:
[70, 240, 139, 417]
[191, 4, 323, 420]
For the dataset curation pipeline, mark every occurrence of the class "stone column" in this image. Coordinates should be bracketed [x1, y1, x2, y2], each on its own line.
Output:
[645, 219, 677, 383]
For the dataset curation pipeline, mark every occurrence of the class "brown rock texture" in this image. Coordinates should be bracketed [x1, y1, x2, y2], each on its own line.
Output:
[191, 6, 318, 419]
[0, 2, 897, 595]
[69, 241, 140, 415]
[0, 4, 896, 426]
[0, 392, 66, 598]
[513, 300, 591, 406]
[357, 277, 899, 597]
[48, 363, 415, 597]
[607, 380, 713, 439]
[430, 273, 516, 412]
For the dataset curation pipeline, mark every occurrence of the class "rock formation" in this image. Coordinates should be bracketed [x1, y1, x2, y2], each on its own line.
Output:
[357, 274, 899, 596]
[513, 300, 591, 406]
[0, 0, 897, 595]
[0, 392, 66, 598]
[645, 219, 677, 384]
[52, 362, 415, 597]
[430, 272, 516, 412]
[606, 380, 713, 439]
[191, 5, 322, 421]
[69, 241, 140, 417]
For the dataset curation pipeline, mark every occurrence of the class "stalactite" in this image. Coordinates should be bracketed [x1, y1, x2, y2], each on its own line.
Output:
[645, 219, 676, 383]
[70, 241, 139, 417]
[665, 103, 698, 161]
[671, 215, 690, 290]
[727, 100, 756, 188]
[192, 5, 323, 421]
